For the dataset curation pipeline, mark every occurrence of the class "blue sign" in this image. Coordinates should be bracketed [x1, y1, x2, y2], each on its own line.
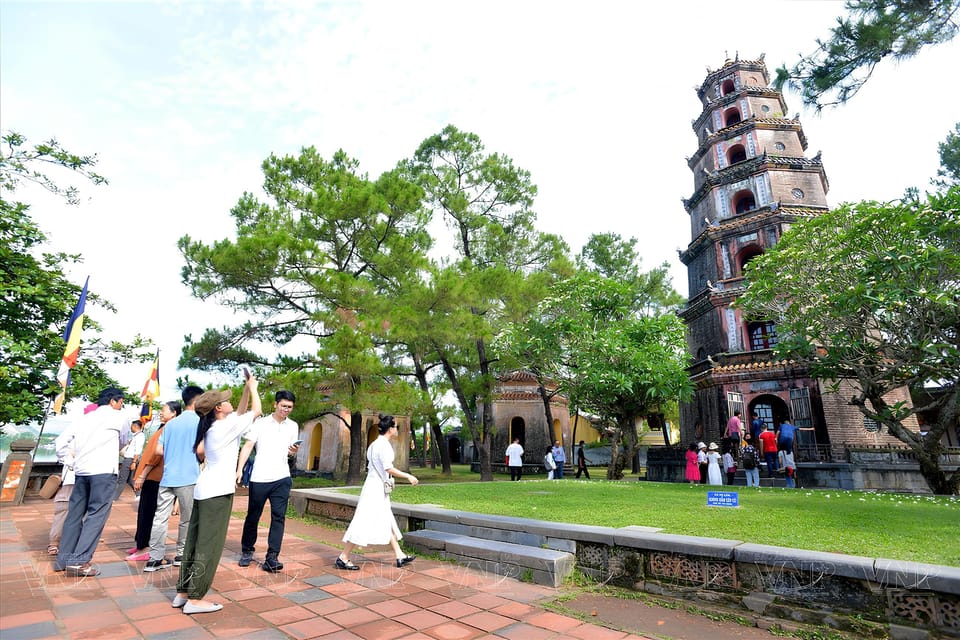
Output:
[707, 491, 739, 508]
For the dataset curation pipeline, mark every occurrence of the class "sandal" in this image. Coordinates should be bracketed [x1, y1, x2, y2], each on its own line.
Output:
[335, 557, 359, 571]
[47, 545, 59, 556]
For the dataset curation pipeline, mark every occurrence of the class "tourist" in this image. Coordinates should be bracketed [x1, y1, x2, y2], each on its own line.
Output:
[740, 434, 761, 487]
[706, 442, 723, 485]
[750, 410, 765, 441]
[779, 447, 797, 488]
[55, 387, 129, 576]
[505, 437, 524, 481]
[336, 414, 419, 571]
[722, 444, 737, 485]
[146, 386, 203, 572]
[684, 442, 700, 484]
[114, 419, 144, 501]
[758, 425, 779, 477]
[551, 440, 566, 479]
[697, 442, 708, 484]
[724, 409, 742, 447]
[174, 375, 262, 614]
[543, 446, 557, 480]
[575, 440, 591, 479]
[127, 400, 181, 561]
[236, 390, 300, 572]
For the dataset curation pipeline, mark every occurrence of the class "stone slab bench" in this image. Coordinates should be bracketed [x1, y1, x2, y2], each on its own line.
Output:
[403, 528, 575, 587]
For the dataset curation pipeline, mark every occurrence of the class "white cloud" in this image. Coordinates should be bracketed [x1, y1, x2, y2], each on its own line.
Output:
[3, 0, 957, 402]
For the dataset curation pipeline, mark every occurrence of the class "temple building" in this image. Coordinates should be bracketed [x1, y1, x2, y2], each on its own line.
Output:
[677, 55, 912, 458]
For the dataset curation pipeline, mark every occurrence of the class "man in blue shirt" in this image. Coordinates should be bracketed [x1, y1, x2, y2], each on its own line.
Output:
[145, 386, 203, 573]
[551, 440, 566, 479]
[777, 418, 798, 452]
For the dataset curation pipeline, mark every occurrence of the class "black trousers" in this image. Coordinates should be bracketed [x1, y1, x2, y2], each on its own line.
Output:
[134, 479, 160, 549]
[575, 464, 590, 479]
[509, 465, 522, 481]
[241, 477, 292, 558]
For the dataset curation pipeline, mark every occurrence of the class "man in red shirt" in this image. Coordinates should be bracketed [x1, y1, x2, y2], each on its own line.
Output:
[758, 425, 779, 478]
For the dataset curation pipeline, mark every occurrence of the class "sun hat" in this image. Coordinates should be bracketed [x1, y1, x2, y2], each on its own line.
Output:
[697, 442, 707, 449]
[194, 389, 232, 416]
[708, 442, 719, 451]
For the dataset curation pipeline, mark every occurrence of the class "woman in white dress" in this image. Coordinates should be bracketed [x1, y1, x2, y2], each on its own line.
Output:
[706, 442, 723, 485]
[336, 415, 419, 571]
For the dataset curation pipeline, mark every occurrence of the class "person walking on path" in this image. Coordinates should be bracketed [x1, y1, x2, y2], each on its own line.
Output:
[127, 400, 181, 561]
[740, 434, 761, 487]
[758, 425, 779, 477]
[174, 376, 262, 614]
[114, 419, 144, 500]
[54, 387, 129, 576]
[684, 442, 701, 484]
[575, 441, 591, 479]
[236, 390, 300, 572]
[146, 386, 203, 572]
[706, 442, 723, 485]
[336, 415, 419, 571]
[551, 440, 566, 479]
[505, 437, 524, 481]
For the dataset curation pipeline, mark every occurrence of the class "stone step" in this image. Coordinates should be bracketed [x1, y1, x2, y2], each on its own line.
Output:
[403, 528, 575, 588]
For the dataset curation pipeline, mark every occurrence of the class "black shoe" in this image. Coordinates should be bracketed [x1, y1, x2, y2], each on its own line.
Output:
[144, 558, 173, 572]
[173, 555, 182, 566]
[335, 557, 359, 571]
[238, 552, 253, 567]
[262, 557, 283, 573]
[396, 555, 416, 568]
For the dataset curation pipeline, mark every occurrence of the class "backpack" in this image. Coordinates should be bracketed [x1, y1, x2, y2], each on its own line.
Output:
[742, 447, 758, 470]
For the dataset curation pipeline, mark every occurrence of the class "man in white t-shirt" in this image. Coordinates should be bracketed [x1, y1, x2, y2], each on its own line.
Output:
[505, 437, 524, 481]
[236, 390, 300, 572]
[55, 387, 130, 576]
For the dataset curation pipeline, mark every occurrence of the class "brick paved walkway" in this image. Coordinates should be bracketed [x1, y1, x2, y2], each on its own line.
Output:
[1, 494, 654, 640]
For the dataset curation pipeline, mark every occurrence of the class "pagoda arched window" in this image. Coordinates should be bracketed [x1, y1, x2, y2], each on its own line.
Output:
[728, 144, 747, 165]
[721, 79, 736, 96]
[723, 107, 741, 127]
[733, 190, 756, 214]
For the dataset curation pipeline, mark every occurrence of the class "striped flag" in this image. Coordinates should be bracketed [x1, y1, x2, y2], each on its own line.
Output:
[140, 352, 160, 425]
[53, 277, 89, 414]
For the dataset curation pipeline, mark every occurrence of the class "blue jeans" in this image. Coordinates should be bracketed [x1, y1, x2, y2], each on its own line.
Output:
[744, 467, 760, 486]
[764, 452, 778, 477]
[56, 473, 116, 569]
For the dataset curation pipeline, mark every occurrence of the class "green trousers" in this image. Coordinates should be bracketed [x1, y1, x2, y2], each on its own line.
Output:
[177, 493, 232, 599]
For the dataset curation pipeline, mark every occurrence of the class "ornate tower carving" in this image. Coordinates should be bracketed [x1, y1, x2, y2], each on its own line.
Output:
[677, 56, 912, 455]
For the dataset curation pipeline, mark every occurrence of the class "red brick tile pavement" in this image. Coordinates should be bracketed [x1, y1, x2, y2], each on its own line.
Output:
[1, 494, 666, 640]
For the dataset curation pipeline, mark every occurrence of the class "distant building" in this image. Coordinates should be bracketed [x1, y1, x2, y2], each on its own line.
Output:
[678, 56, 916, 457]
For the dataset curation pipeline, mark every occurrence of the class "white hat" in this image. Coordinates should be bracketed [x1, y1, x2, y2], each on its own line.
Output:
[698, 442, 707, 449]
[708, 442, 719, 451]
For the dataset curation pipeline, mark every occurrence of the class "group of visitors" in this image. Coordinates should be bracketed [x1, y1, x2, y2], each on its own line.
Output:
[684, 410, 804, 488]
[506, 439, 592, 481]
[49, 376, 307, 615]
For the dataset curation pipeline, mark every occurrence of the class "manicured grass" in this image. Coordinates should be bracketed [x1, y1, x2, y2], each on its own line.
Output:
[317, 465, 958, 566]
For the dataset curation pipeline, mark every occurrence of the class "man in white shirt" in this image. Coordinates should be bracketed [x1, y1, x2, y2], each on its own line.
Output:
[114, 419, 144, 500]
[505, 437, 524, 481]
[236, 390, 300, 572]
[55, 387, 129, 576]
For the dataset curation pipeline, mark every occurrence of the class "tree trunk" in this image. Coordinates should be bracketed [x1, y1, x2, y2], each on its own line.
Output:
[537, 382, 555, 447]
[346, 410, 365, 486]
[413, 356, 452, 474]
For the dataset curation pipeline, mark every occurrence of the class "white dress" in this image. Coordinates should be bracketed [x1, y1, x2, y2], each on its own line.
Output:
[706, 451, 723, 485]
[342, 435, 402, 547]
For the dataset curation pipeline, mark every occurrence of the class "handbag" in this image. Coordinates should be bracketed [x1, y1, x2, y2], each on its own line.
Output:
[383, 476, 395, 495]
[39, 474, 62, 499]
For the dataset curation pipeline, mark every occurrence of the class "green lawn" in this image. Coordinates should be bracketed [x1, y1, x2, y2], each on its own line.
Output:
[297, 465, 960, 566]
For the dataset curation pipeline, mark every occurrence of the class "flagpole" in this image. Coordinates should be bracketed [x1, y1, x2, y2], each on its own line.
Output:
[30, 396, 56, 463]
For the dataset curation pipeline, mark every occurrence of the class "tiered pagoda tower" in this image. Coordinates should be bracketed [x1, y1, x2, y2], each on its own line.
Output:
[677, 56, 910, 453]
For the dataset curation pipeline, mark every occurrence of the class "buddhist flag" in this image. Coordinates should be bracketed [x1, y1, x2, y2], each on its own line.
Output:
[140, 352, 160, 424]
[53, 277, 89, 414]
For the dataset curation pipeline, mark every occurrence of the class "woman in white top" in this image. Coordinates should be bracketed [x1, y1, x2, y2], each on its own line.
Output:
[706, 442, 723, 485]
[336, 415, 419, 571]
[173, 375, 261, 615]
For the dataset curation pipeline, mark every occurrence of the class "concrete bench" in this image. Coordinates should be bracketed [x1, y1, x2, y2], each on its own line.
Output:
[403, 528, 575, 587]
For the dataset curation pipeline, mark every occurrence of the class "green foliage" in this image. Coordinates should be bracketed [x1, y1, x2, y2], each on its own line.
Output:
[738, 188, 960, 494]
[775, 0, 960, 110]
[0, 131, 138, 425]
[934, 121, 960, 189]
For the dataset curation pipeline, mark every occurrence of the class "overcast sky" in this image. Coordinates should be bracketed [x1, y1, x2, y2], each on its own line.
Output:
[3, 0, 958, 405]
